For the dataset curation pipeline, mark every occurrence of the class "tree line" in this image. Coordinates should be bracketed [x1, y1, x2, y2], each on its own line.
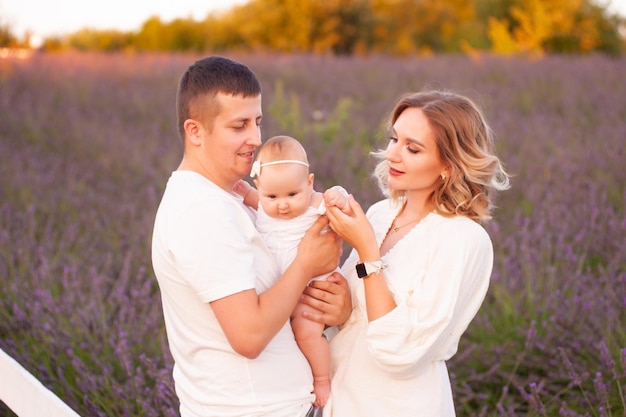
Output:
[3, 0, 625, 55]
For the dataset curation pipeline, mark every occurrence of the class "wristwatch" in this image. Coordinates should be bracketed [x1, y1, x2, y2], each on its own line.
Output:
[355, 260, 387, 278]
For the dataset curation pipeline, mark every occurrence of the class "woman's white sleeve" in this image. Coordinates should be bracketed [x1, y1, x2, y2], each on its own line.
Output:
[364, 225, 493, 377]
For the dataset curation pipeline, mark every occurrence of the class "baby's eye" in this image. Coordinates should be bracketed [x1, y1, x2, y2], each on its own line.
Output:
[288, 192, 298, 197]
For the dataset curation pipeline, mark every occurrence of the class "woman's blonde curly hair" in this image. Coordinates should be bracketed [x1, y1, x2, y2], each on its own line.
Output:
[373, 90, 510, 222]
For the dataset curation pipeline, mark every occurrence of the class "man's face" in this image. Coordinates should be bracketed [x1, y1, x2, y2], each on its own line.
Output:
[198, 93, 263, 190]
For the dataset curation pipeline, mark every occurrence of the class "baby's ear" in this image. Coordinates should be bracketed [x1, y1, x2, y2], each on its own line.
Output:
[308, 173, 315, 187]
[253, 179, 259, 189]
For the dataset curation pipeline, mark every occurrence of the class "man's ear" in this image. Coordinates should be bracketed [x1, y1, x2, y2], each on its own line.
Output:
[183, 119, 202, 146]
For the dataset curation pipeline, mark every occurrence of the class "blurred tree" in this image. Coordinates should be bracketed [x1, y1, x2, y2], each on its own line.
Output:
[215, 0, 373, 54]
[201, 12, 246, 51]
[316, 0, 373, 55]
[488, 16, 520, 53]
[513, 0, 582, 52]
[0, 16, 20, 48]
[135, 16, 206, 51]
[416, 0, 477, 52]
[487, 0, 624, 54]
[30, 0, 625, 55]
[368, 0, 417, 54]
[166, 17, 207, 51]
[369, 0, 481, 54]
[236, 0, 316, 51]
[375, 0, 486, 53]
[135, 16, 165, 51]
[40, 36, 66, 51]
[67, 29, 133, 52]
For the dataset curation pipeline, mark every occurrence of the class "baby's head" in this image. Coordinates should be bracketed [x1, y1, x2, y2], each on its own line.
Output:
[251, 136, 314, 220]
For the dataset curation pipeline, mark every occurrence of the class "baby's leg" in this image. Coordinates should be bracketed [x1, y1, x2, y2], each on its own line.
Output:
[292, 302, 331, 408]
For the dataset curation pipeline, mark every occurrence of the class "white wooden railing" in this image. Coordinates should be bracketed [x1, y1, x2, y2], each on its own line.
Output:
[0, 348, 81, 417]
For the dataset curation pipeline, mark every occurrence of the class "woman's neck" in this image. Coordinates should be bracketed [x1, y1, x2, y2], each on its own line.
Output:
[400, 193, 433, 219]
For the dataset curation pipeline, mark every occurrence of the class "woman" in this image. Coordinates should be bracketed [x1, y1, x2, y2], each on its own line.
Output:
[322, 90, 510, 416]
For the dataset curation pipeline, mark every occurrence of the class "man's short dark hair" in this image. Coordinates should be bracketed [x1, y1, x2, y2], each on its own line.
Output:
[176, 56, 262, 139]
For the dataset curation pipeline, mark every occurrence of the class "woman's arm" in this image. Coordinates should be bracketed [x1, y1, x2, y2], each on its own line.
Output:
[363, 220, 493, 375]
[324, 195, 397, 321]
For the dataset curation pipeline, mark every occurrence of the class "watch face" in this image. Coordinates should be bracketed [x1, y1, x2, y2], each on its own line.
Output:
[356, 263, 368, 278]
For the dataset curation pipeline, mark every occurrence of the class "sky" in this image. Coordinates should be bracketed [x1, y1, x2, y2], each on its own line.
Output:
[2, 0, 626, 47]
[0, 0, 248, 46]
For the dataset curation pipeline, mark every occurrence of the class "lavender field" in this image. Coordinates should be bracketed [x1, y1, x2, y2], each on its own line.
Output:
[0, 52, 624, 416]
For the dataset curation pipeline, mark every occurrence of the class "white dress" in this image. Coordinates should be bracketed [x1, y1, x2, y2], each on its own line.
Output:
[324, 199, 493, 417]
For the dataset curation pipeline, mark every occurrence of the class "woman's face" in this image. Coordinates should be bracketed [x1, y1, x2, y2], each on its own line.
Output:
[386, 107, 447, 196]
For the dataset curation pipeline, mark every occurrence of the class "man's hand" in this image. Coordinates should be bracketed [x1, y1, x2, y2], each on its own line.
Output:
[301, 272, 352, 327]
[295, 216, 342, 279]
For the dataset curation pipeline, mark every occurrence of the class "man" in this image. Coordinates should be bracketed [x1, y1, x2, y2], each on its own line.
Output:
[152, 56, 350, 417]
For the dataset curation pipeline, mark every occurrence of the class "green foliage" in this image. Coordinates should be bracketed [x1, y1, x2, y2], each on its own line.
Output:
[268, 80, 306, 137]
[266, 78, 374, 198]
[67, 29, 134, 52]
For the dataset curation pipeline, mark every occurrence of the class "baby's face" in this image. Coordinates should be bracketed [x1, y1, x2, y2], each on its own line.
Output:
[256, 164, 313, 220]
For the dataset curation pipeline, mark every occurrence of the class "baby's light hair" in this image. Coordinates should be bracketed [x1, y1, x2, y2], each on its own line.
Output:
[251, 136, 310, 178]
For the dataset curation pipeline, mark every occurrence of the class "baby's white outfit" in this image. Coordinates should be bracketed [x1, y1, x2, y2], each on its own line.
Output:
[256, 186, 348, 282]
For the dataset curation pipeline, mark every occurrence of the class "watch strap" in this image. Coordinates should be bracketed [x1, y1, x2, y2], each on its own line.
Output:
[356, 260, 387, 278]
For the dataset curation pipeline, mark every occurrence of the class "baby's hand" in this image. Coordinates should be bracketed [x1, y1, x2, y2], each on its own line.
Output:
[233, 180, 252, 198]
[234, 180, 259, 209]
[324, 188, 351, 214]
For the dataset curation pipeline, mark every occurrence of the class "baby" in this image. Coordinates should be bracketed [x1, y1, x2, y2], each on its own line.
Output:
[234, 135, 350, 408]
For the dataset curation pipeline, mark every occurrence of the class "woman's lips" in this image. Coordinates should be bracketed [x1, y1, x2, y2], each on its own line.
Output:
[389, 167, 403, 176]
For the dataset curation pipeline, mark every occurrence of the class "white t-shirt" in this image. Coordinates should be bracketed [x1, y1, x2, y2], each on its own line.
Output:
[324, 199, 493, 417]
[152, 171, 314, 417]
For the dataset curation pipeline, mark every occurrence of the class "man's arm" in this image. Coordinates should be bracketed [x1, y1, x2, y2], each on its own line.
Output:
[210, 216, 342, 358]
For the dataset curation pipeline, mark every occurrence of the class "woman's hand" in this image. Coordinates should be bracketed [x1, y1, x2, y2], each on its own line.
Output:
[301, 272, 351, 327]
[325, 195, 379, 261]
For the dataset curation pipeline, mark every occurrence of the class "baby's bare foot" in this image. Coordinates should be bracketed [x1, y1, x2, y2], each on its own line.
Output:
[313, 376, 331, 408]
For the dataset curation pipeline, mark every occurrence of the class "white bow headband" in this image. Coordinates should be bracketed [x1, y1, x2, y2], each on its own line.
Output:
[250, 159, 309, 178]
